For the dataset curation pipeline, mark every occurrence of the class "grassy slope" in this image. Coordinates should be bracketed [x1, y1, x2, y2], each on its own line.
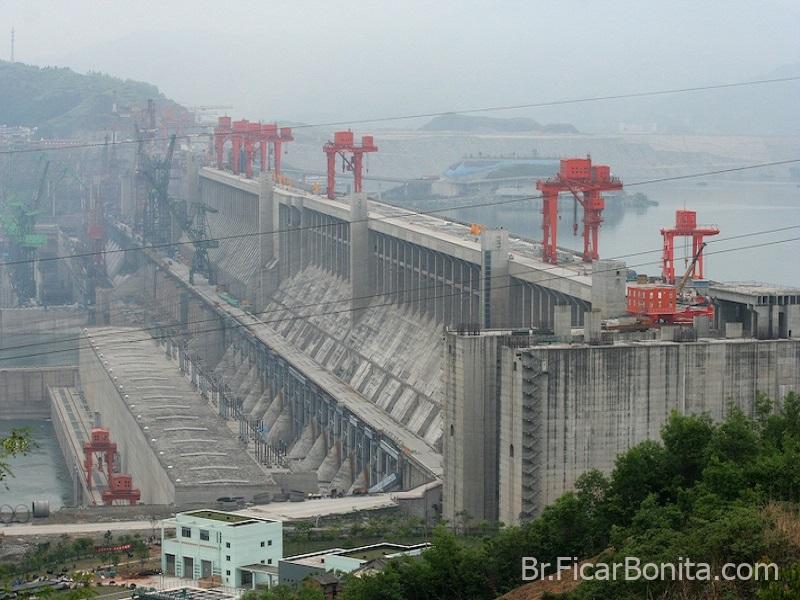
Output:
[0, 60, 182, 137]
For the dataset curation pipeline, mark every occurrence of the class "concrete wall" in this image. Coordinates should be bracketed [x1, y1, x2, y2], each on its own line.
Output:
[0, 367, 78, 419]
[503, 338, 800, 522]
[443, 333, 501, 523]
[79, 344, 176, 505]
[0, 306, 85, 338]
[498, 347, 523, 526]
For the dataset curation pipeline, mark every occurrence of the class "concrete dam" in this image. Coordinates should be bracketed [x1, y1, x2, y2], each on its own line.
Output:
[102, 164, 613, 501]
[57, 158, 796, 517]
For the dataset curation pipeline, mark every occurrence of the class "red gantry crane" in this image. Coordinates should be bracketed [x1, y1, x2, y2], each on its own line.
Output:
[661, 209, 719, 284]
[213, 117, 293, 179]
[83, 427, 141, 505]
[627, 209, 717, 326]
[535, 157, 623, 264]
[323, 131, 378, 199]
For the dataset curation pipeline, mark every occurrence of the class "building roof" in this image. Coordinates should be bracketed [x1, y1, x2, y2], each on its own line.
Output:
[710, 281, 800, 297]
[282, 542, 430, 567]
[180, 509, 279, 525]
[240, 563, 279, 575]
[136, 588, 235, 600]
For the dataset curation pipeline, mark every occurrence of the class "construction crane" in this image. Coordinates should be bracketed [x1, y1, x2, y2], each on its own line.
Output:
[535, 157, 623, 264]
[323, 131, 378, 199]
[661, 209, 719, 284]
[627, 232, 715, 325]
[140, 134, 176, 245]
[186, 202, 219, 285]
[213, 117, 294, 179]
[1, 160, 49, 303]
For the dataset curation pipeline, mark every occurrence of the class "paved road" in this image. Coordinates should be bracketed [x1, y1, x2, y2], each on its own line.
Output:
[0, 494, 398, 537]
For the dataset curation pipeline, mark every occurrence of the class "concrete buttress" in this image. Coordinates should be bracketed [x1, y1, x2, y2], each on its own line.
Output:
[317, 442, 341, 483]
[299, 433, 328, 472]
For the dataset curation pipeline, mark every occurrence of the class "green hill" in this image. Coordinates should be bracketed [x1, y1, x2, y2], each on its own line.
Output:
[0, 60, 185, 137]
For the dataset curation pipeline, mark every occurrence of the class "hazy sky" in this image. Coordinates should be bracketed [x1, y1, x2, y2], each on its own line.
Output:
[4, 0, 800, 128]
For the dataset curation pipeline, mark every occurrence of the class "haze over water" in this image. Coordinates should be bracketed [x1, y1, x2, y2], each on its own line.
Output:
[447, 179, 800, 287]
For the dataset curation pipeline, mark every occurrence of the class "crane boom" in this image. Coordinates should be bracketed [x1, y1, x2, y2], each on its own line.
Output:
[676, 242, 707, 295]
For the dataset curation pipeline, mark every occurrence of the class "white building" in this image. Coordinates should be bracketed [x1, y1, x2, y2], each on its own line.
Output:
[161, 510, 283, 588]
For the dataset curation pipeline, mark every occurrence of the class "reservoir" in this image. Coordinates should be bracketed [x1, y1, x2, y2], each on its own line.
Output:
[0, 419, 72, 512]
[438, 178, 800, 287]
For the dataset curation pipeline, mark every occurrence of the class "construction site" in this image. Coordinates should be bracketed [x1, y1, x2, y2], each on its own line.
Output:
[0, 100, 798, 529]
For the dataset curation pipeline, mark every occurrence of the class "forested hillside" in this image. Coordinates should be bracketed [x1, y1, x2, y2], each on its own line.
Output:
[0, 60, 183, 137]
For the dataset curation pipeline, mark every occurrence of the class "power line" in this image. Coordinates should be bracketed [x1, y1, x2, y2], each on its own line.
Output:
[5, 221, 796, 356]
[1, 233, 797, 364]
[2, 75, 799, 156]
[0, 158, 798, 270]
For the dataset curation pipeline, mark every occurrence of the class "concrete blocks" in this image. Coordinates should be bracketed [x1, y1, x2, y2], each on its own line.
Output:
[693, 315, 711, 337]
[584, 309, 602, 344]
[591, 259, 627, 318]
[553, 305, 572, 340]
[726, 322, 743, 339]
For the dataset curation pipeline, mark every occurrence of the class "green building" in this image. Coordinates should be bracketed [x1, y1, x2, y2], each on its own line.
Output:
[161, 510, 282, 588]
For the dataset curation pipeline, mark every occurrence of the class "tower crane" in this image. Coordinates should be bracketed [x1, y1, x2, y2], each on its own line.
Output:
[186, 202, 218, 285]
[1, 160, 49, 303]
[140, 134, 176, 245]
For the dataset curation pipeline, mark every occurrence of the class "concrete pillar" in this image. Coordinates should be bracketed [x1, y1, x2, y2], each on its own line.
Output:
[480, 229, 510, 329]
[693, 315, 710, 337]
[258, 176, 279, 307]
[443, 331, 500, 523]
[350, 193, 373, 324]
[754, 306, 771, 339]
[660, 325, 677, 341]
[553, 304, 572, 340]
[591, 259, 627, 318]
[787, 305, 800, 338]
[584, 309, 602, 343]
[725, 322, 743, 339]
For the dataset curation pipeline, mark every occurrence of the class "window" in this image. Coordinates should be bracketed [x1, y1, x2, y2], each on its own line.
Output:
[225, 542, 231, 548]
[268, 540, 272, 546]
[260, 541, 265, 547]
[450, 424, 454, 436]
[226, 570, 230, 576]
[509, 444, 515, 458]
[268, 559, 272, 565]
[199, 529, 209, 541]
[226, 555, 231, 561]
[181, 527, 191, 538]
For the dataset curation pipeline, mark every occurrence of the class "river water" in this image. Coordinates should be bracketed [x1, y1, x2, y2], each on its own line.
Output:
[437, 179, 800, 286]
[0, 419, 72, 512]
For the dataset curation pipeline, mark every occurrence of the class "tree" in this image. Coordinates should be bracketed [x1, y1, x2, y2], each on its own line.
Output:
[133, 539, 150, 569]
[661, 411, 714, 489]
[0, 428, 32, 486]
[759, 563, 800, 599]
[606, 440, 670, 523]
[241, 584, 324, 600]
